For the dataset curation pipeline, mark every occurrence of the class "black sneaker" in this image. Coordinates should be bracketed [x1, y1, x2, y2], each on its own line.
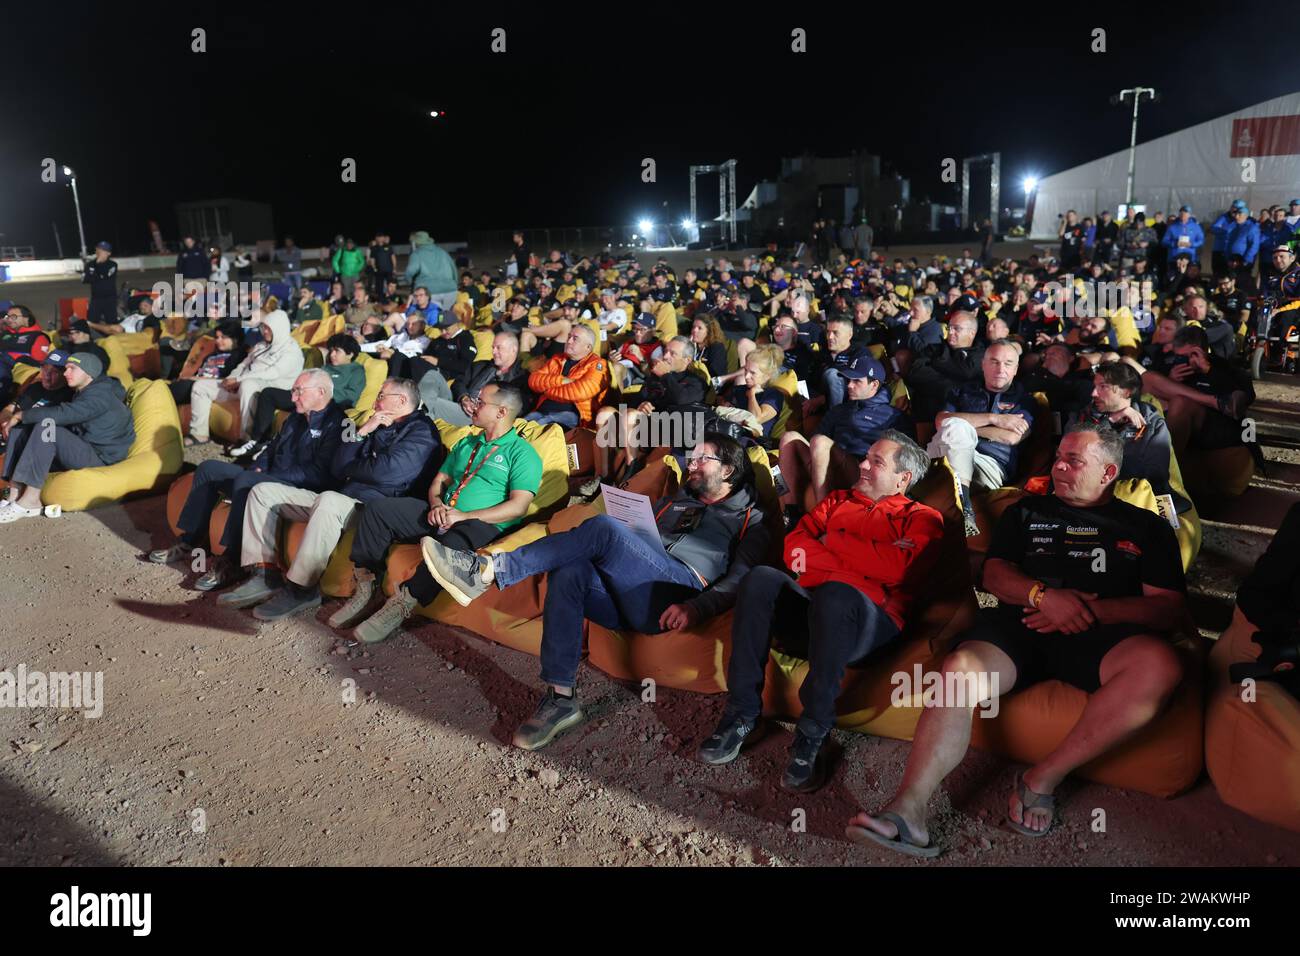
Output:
[781, 730, 828, 793]
[512, 688, 585, 751]
[697, 713, 758, 765]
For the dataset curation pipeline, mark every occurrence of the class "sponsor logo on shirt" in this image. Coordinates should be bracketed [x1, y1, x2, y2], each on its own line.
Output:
[1065, 525, 1098, 535]
[1117, 540, 1142, 556]
[1029, 522, 1058, 531]
[1031, 535, 1054, 544]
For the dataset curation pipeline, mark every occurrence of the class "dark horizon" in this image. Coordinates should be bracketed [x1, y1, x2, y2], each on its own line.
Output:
[2, 0, 1292, 256]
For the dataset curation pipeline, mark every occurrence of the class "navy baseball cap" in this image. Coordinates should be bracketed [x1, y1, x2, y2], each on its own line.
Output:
[1030, 289, 1049, 304]
[1231, 199, 1248, 212]
[633, 313, 656, 328]
[838, 353, 886, 382]
[45, 348, 72, 366]
[1179, 204, 1192, 213]
[1290, 198, 1300, 206]
[952, 293, 981, 313]
[95, 240, 112, 252]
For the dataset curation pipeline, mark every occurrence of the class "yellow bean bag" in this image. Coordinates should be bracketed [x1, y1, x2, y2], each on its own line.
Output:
[1205, 607, 1300, 832]
[348, 354, 389, 424]
[11, 362, 41, 389]
[41, 378, 183, 510]
[471, 328, 496, 361]
[115, 330, 161, 379]
[1181, 445, 1255, 500]
[98, 334, 134, 387]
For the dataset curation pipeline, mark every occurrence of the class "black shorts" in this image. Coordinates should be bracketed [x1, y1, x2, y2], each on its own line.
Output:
[955, 607, 1145, 693]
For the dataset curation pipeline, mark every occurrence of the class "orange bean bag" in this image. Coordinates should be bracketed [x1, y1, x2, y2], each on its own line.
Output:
[969, 638, 1206, 798]
[1181, 445, 1255, 500]
[1205, 607, 1300, 832]
[164, 470, 232, 557]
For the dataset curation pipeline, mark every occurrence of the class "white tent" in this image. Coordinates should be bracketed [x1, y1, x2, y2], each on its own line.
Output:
[1030, 90, 1300, 238]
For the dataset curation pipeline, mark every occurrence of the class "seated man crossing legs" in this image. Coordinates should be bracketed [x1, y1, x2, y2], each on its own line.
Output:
[421, 433, 769, 751]
[149, 369, 346, 589]
[331, 384, 541, 643]
[699, 432, 943, 792]
[217, 378, 440, 620]
[847, 425, 1186, 857]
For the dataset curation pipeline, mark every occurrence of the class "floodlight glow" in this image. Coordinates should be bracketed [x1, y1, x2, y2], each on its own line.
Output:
[63, 165, 73, 176]
[638, 219, 653, 233]
[681, 218, 695, 229]
[1022, 176, 1038, 193]
[430, 111, 440, 117]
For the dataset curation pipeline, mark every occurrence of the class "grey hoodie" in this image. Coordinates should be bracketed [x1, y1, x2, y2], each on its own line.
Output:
[35, 375, 135, 464]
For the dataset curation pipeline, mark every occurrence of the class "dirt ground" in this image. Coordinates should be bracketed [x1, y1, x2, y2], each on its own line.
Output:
[2, 288, 1298, 869]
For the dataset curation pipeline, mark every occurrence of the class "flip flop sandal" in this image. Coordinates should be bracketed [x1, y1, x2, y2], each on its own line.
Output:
[846, 811, 942, 859]
[1007, 772, 1057, 837]
[184, 436, 210, 448]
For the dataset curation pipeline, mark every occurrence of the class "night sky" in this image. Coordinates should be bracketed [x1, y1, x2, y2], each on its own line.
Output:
[2, 1, 1291, 256]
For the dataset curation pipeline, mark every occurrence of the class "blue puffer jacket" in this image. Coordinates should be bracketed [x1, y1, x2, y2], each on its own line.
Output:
[253, 403, 347, 491]
[1162, 218, 1205, 257]
[330, 412, 440, 502]
[1211, 214, 1261, 264]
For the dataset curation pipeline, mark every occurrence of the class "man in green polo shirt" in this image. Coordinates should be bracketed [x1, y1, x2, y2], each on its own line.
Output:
[331, 383, 543, 643]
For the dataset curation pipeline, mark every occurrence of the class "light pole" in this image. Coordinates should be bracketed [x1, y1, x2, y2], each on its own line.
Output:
[62, 164, 87, 260]
[1110, 88, 1159, 213]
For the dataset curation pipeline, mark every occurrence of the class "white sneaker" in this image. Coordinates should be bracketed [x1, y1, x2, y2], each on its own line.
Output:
[229, 440, 259, 457]
[0, 503, 42, 523]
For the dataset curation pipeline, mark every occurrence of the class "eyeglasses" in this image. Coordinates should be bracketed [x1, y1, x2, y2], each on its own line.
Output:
[290, 385, 324, 395]
[686, 452, 722, 467]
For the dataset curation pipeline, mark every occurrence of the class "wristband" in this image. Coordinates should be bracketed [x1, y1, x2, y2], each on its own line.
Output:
[1028, 581, 1047, 609]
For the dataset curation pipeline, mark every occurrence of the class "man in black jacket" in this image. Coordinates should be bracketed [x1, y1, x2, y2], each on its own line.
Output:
[903, 310, 985, 424]
[149, 368, 346, 590]
[82, 241, 119, 328]
[0, 357, 73, 453]
[0, 351, 135, 523]
[426, 330, 530, 425]
[176, 236, 209, 283]
[219, 378, 441, 621]
[421, 432, 770, 751]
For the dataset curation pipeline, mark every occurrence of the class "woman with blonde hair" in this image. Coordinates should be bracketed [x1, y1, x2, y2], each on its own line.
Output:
[717, 343, 786, 440]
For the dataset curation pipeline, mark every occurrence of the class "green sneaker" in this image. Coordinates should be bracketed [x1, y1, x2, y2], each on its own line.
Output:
[512, 688, 585, 751]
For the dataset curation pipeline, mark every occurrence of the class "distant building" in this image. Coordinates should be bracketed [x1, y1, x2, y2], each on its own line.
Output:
[745, 152, 911, 242]
[173, 198, 275, 251]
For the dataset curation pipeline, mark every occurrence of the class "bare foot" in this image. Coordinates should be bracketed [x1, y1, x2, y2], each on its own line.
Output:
[1008, 769, 1057, 833]
[848, 806, 929, 847]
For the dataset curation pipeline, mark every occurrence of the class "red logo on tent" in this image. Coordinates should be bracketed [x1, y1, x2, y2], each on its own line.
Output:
[1230, 115, 1300, 157]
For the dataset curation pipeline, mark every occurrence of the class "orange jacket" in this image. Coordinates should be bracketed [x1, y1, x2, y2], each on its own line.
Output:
[528, 351, 609, 426]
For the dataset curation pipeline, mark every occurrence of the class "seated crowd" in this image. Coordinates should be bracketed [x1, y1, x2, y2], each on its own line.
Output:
[0, 217, 1288, 857]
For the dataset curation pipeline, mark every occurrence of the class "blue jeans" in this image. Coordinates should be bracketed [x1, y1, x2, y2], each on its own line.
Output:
[524, 409, 580, 429]
[494, 514, 702, 688]
[821, 366, 846, 408]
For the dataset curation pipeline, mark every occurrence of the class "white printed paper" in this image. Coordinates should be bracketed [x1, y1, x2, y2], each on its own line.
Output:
[599, 485, 666, 553]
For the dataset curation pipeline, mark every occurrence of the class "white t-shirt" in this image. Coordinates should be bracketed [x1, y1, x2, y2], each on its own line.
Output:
[119, 314, 151, 334]
[597, 308, 628, 341]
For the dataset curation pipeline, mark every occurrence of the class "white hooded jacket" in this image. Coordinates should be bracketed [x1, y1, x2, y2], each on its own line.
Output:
[230, 309, 304, 389]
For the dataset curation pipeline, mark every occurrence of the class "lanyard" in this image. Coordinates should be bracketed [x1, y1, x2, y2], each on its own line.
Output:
[447, 439, 499, 508]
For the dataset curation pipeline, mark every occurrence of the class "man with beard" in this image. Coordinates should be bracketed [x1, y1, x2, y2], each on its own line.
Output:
[419, 433, 769, 751]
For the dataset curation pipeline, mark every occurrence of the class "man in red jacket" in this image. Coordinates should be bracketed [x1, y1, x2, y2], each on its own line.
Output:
[699, 429, 944, 792]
